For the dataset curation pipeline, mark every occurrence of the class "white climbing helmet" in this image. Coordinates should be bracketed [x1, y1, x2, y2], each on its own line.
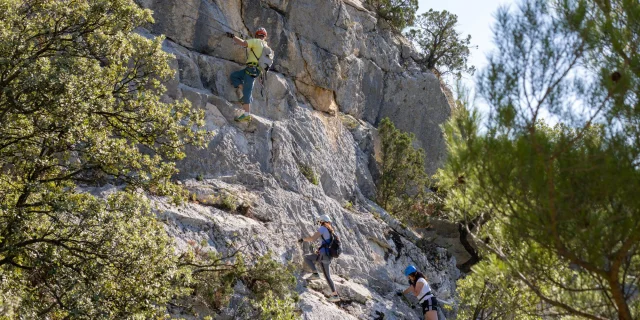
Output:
[316, 215, 332, 223]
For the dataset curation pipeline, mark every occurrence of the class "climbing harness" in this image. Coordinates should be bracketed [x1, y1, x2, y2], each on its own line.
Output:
[249, 45, 273, 98]
[171, 0, 274, 99]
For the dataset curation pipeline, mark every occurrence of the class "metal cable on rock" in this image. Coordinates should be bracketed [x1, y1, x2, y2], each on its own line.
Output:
[178, 0, 248, 38]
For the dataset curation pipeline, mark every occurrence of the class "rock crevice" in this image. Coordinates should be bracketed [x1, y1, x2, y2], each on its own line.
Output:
[136, 0, 457, 318]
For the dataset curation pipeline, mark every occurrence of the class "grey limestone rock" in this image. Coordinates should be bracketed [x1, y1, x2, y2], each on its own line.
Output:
[380, 71, 452, 174]
[134, 0, 459, 318]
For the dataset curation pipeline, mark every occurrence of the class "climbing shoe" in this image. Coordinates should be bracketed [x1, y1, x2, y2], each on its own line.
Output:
[328, 295, 340, 302]
[306, 273, 321, 280]
[234, 113, 252, 122]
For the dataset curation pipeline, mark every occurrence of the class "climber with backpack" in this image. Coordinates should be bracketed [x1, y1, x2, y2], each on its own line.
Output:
[397, 265, 439, 320]
[226, 27, 274, 122]
[298, 214, 341, 302]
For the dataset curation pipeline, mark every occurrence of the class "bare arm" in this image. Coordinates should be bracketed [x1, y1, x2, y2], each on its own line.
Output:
[232, 36, 248, 47]
[301, 231, 322, 242]
[402, 285, 413, 295]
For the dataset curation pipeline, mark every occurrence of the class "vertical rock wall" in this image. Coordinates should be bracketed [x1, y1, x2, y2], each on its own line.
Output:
[136, 0, 458, 318]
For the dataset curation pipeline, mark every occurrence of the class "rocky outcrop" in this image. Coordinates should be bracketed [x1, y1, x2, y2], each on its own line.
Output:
[135, 0, 458, 318]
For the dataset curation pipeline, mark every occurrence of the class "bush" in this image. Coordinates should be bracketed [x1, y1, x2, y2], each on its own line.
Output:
[405, 9, 475, 79]
[258, 291, 298, 320]
[377, 118, 440, 226]
[179, 244, 297, 317]
[366, 0, 419, 30]
[298, 163, 319, 185]
[0, 0, 206, 317]
[220, 193, 239, 212]
[343, 201, 354, 211]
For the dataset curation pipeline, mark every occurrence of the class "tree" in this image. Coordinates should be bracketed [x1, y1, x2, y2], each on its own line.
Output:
[377, 118, 436, 226]
[366, 0, 419, 30]
[437, 0, 640, 319]
[0, 0, 206, 317]
[178, 241, 298, 319]
[405, 9, 475, 79]
[457, 255, 543, 320]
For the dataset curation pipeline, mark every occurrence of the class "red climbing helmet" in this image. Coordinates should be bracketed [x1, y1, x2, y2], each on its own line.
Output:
[255, 27, 267, 38]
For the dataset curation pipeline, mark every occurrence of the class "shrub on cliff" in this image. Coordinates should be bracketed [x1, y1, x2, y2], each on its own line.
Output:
[405, 9, 475, 79]
[366, 0, 419, 30]
[0, 0, 207, 317]
[377, 118, 441, 227]
[179, 243, 298, 319]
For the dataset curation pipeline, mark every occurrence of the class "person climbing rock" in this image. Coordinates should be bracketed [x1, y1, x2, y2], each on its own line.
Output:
[226, 27, 269, 122]
[398, 265, 438, 320]
[298, 215, 340, 302]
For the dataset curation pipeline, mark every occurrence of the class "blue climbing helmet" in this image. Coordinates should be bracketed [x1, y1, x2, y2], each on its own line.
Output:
[404, 265, 417, 277]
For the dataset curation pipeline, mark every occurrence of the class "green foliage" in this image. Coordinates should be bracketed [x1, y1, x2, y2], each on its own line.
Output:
[181, 246, 241, 312]
[191, 191, 242, 213]
[221, 193, 238, 212]
[377, 118, 440, 227]
[405, 9, 475, 79]
[298, 163, 319, 185]
[258, 291, 298, 320]
[343, 201, 354, 211]
[242, 253, 298, 302]
[0, 0, 207, 317]
[457, 255, 543, 320]
[339, 113, 360, 130]
[366, 0, 418, 30]
[180, 243, 298, 318]
[438, 0, 640, 319]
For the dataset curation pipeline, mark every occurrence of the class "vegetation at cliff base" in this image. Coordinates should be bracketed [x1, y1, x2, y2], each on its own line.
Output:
[377, 117, 442, 227]
[178, 242, 298, 319]
[438, 0, 640, 319]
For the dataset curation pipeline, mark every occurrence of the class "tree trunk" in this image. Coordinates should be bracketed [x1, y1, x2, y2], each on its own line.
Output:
[457, 221, 480, 273]
[608, 272, 633, 320]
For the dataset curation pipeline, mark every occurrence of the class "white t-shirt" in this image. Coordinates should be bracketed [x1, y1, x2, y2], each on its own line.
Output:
[415, 277, 433, 302]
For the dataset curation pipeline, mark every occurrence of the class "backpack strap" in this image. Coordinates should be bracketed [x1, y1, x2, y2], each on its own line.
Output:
[250, 47, 260, 63]
[249, 41, 268, 97]
[418, 291, 433, 302]
[318, 229, 334, 254]
[416, 278, 435, 302]
[248, 39, 264, 67]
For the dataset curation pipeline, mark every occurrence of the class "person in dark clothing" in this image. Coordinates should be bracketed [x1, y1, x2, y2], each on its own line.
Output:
[299, 214, 340, 302]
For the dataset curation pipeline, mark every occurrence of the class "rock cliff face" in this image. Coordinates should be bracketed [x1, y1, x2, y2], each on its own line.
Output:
[136, 0, 457, 318]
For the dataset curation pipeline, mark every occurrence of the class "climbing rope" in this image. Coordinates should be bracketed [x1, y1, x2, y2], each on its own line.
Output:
[181, 15, 242, 37]
[178, 0, 248, 38]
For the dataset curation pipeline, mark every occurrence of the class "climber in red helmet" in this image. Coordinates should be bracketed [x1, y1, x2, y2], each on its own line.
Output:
[226, 28, 269, 122]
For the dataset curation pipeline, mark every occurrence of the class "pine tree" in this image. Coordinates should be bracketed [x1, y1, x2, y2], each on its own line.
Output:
[366, 0, 419, 30]
[405, 9, 476, 79]
[377, 118, 434, 226]
[437, 0, 640, 319]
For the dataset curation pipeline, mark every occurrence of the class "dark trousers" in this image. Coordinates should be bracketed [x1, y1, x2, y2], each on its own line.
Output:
[303, 252, 336, 292]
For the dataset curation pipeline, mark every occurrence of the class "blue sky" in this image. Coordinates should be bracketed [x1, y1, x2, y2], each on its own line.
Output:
[416, 0, 516, 100]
